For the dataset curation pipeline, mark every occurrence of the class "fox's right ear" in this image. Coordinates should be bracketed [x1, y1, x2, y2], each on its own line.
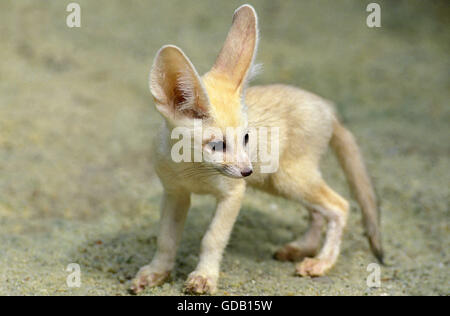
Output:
[150, 45, 209, 120]
[211, 4, 258, 93]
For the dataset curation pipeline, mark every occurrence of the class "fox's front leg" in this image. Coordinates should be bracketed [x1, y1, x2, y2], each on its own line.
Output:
[185, 181, 246, 294]
[131, 190, 190, 294]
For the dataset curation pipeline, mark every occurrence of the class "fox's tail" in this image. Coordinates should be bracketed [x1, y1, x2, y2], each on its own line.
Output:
[330, 117, 384, 263]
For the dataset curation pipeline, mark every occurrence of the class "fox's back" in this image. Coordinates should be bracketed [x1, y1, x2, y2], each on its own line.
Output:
[246, 84, 335, 162]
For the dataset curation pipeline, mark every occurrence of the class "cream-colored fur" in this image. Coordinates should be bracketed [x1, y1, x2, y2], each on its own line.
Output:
[131, 4, 382, 295]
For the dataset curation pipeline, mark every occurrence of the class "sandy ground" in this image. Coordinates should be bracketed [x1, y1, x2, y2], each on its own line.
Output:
[0, 0, 448, 296]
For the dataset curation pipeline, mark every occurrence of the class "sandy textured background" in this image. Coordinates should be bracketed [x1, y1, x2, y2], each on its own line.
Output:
[0, 0, 448, 295]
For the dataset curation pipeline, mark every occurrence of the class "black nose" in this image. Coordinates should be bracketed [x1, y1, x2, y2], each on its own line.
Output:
[241, 169, 253, 177]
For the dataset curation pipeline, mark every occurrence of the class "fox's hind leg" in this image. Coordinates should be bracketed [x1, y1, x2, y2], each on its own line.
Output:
[295, 181, 349, 276]
[274, 209, 324, 262]
[272, 162, 349, 276]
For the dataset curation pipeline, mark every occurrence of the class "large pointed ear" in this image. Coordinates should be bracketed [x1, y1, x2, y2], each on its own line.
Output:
[150, 45, 210, 120]
[211, 4, 258, 92]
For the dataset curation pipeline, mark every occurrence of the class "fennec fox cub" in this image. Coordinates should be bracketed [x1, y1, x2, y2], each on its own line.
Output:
[131, 4, 382, 294]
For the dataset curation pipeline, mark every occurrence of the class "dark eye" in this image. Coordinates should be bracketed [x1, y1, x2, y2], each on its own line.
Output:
[244, 133, 249, 145]
[209, 140, 226, 152]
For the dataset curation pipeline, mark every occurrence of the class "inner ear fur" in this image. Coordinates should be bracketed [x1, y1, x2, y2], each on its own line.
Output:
[150, 45, 209, 120]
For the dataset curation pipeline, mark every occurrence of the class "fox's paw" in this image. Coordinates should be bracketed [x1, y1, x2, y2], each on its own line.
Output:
[274, 244, 317, 262]
[130, 266, 170, 294]
[296, 258, 331, 277]
[184, 272, 217, 295]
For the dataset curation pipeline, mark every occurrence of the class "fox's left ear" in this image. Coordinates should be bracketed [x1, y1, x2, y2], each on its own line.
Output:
[150, 45, 210, 121]
[211, 4, 258, 93]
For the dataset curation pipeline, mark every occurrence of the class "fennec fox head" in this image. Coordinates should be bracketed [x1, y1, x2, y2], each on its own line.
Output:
[150, 5, 258, 178]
